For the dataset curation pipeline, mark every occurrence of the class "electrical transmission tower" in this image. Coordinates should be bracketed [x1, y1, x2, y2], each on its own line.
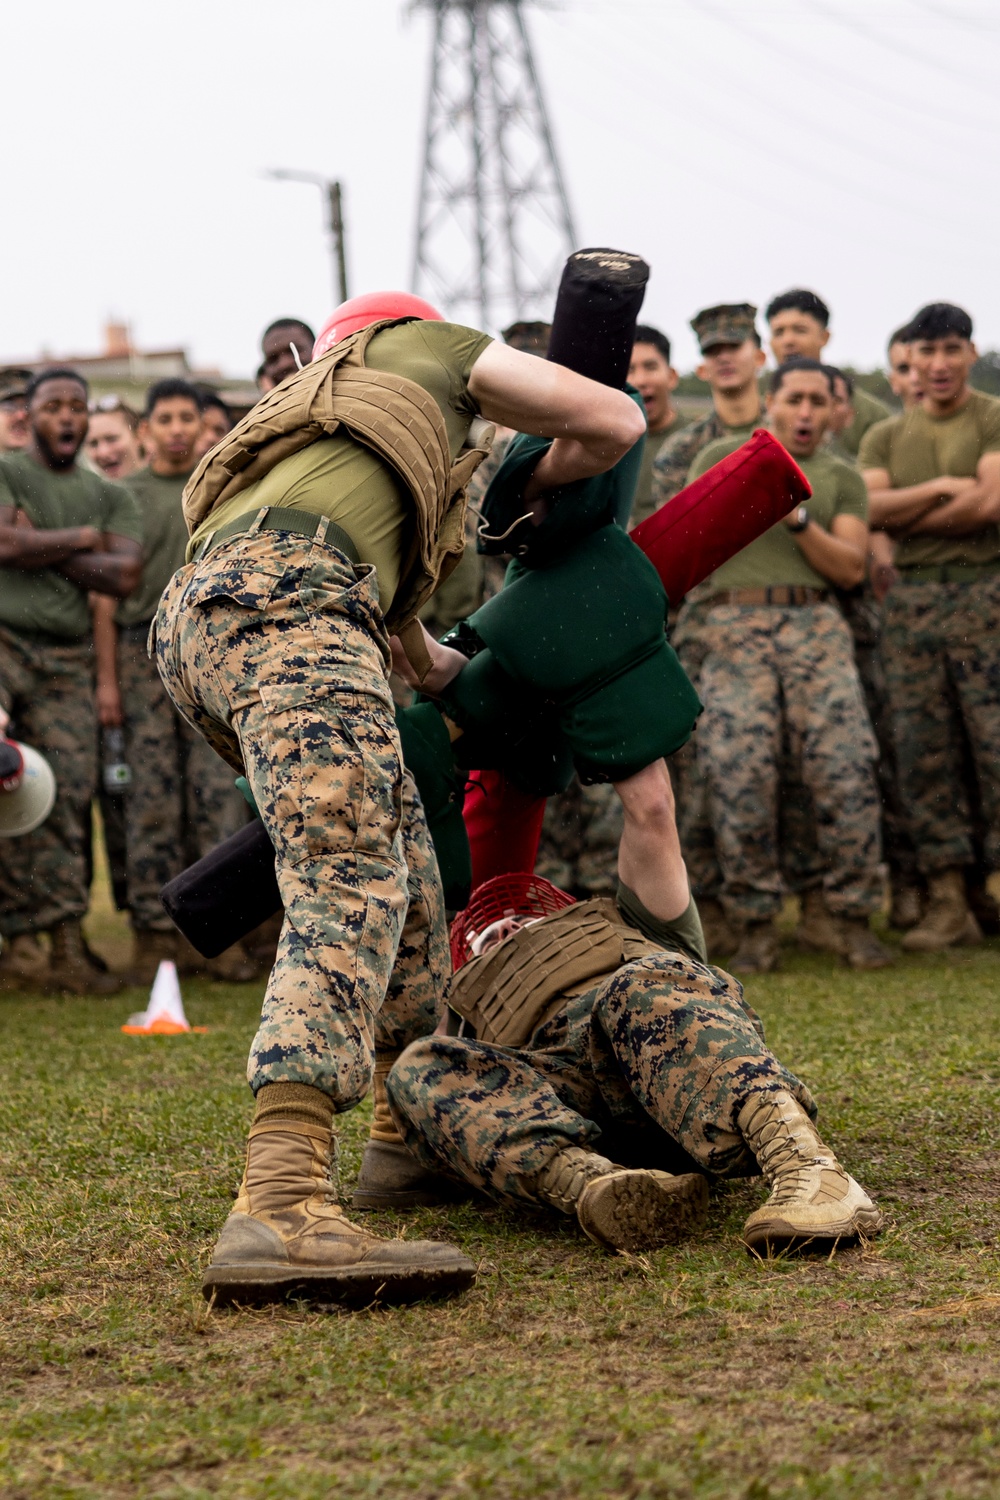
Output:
[412, 0, 577, 332]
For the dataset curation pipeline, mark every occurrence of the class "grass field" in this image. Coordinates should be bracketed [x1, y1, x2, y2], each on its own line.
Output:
[3, 886, 1000, 1499]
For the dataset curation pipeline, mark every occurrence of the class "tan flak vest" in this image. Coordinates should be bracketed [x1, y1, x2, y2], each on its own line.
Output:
[181, 318, 493, 673]
[446, 899, 664, 1048]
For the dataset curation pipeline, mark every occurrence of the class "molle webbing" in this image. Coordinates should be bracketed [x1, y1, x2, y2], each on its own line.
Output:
[181, 318, 492, 634]
[446, 898, 663, 1048]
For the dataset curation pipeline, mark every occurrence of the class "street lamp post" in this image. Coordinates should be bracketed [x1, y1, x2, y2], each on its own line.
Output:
[266, 169, 349, 304]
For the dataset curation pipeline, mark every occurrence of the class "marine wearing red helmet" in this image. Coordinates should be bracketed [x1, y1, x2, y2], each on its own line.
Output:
[313, 292, 444, 359]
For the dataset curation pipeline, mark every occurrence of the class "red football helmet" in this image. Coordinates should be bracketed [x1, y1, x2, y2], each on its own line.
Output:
[312, 291, 444, 359]
[449, 872, 576, 970]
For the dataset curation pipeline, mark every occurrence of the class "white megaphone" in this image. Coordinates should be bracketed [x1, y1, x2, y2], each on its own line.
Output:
[0, 739, 56, 837]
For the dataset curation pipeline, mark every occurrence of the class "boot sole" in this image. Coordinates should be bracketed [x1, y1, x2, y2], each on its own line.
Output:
[743, 1207, 884, 1254]
[579, 1171, 709, 1253]
[201, 1254, 476, 1308]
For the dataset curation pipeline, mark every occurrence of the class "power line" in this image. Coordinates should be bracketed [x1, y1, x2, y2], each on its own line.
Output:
[908, 0, 1000, 27]
[553, 9, 963, 223]
[609, 2, 984, 195]
[693, 0, 1000, 137]
[806, 1, 1000, 100]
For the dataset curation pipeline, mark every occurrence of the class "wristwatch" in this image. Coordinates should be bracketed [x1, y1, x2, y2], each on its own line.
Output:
[786, 504, 810, 533]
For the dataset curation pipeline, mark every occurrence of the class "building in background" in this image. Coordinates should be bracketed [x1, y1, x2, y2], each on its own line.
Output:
[2, 322, 258, 420]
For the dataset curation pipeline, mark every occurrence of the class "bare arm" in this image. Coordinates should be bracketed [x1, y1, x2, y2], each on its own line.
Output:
[90, 593, 123, 727]
[467, 341, 646, 501]
[868, 527, 898, 603]
[58, 534, 143, 599]
[903, 452, 1000, 536]
[863, 467, 971, 531]
[0, 504, 100, 568]
[793, 512, 869, 591]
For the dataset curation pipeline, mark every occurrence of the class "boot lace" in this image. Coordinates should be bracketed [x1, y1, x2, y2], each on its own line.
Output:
[534, 1147, 617, 1213]
[740, 1095, 827, 1203]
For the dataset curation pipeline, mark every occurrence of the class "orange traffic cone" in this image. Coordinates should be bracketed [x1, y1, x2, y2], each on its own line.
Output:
[121, 960, 207, 1035]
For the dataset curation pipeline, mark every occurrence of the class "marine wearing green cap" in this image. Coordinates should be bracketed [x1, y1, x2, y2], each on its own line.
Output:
[690, 302, 760, 353]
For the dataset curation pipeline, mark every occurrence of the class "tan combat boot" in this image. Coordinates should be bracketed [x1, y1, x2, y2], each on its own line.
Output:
[126, 929, 179, 987]
[0, 932, 49, 988]
[967, 880, 1000, 937]
[202, 1083, 476, 1307]
[698, 898, 737, 959]
[47, 921, 122, 995]
[840, 918, 894, 970]
[730, 919, 780, 974]
[207, 940, 259, 983]
[532, 1146, 708, 1252]
[889, 881, 923, 932]
[902, 869, 981, 952]
[795, 890, 846, 956]
[353, 1052, 464, 1210]
[738, 1089, 883, 1253]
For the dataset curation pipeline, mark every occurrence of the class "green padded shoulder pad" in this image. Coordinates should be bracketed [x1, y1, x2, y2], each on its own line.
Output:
[478, 387, 646, 567]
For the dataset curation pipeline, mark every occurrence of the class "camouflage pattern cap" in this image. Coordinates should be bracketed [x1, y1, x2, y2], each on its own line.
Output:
[502, 321, 551, 356]
[690, 304, 758, 353]
[0, 368, 32, 404]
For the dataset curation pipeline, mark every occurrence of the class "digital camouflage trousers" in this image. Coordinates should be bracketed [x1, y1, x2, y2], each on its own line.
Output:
[118, 624, 246, 932]
[671, 589, 913, 906]
[0, 626, 96, 936]
[697, 603, 883, 923]
[388, 948, 814, 1199]
[154, 526, 449, 1107]
[883, 575, 1000, 876]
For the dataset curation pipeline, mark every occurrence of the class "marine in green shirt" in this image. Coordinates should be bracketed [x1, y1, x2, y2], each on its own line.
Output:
[119, 464, 193, 627]
[625, 323, 690, 526]
[860, 383, 1000, 570]
[765, 288, 888, 458]
[0, 393, 141, 639]
[649, 303, 766, 512]
[115, 377, 249, 983]
[680, 359, 887, 974]
[0, 368, 142, 994]
[858, 301, 1000, 952]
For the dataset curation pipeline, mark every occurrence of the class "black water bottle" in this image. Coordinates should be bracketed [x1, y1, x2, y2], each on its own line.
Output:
[102, 727, 132, 793]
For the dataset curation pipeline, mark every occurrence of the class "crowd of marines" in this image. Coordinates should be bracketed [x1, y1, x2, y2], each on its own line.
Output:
[1, 269, 997, 1307]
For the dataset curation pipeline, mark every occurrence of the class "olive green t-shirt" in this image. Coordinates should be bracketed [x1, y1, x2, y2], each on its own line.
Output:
[840, 385, 890, 459]
[858, 388, 1000, 568]
[0, 451, 141, 640]
[689, 439, 868, 591]
[117, 466, 193, 627]
[188, 321, 493, 610]
[629, 409, 690, 527]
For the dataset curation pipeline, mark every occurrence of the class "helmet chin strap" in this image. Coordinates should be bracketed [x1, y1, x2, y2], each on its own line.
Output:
[289, 342, 304, 372]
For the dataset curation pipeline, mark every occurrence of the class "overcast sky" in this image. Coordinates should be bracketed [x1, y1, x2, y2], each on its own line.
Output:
[3, 0, 997, 378]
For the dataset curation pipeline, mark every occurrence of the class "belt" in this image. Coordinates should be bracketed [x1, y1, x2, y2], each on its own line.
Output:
[713, 585, 830, 607]
[192, 505, 360, 565]
[896, 561, 1000, 585]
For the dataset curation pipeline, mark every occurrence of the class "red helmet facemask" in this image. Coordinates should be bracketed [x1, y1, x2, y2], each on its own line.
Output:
[450, 873, 576, 970]
[312, 292, 444, 360]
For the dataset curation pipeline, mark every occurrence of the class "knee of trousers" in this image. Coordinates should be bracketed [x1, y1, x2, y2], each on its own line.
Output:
[383, 1037, 440, 1120]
